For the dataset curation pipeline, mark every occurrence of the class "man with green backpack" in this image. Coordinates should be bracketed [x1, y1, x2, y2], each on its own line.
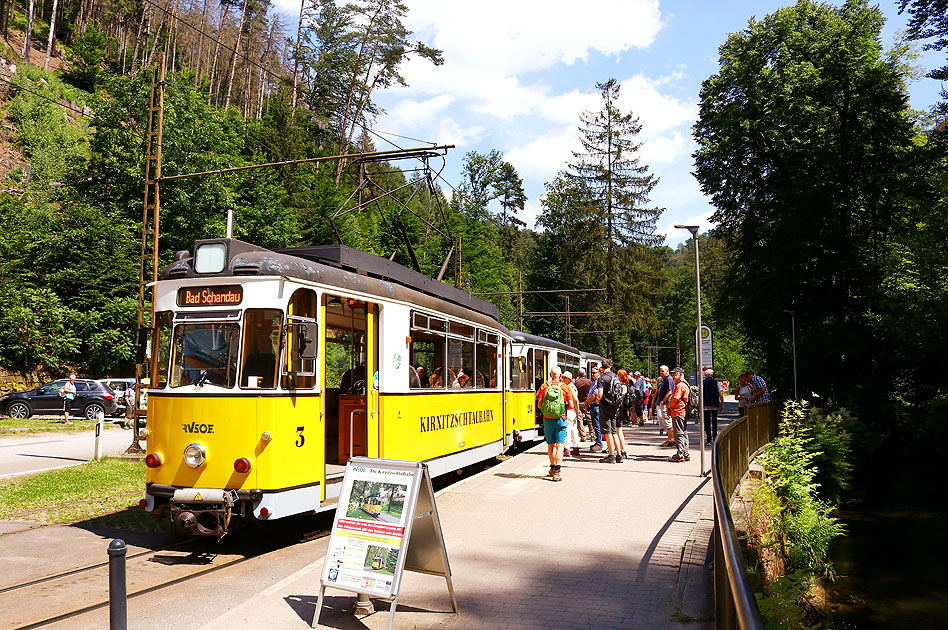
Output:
[537, 366, 576, 482]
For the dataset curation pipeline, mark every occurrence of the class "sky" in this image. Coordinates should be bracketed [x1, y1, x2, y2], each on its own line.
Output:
[272, 0, 944, 248]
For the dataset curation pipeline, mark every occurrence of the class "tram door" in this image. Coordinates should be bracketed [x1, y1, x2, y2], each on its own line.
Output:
[323, 294, 373, 473]
[533, 349, 548, 431]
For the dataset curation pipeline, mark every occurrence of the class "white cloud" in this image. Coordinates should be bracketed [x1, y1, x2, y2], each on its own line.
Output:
[503, 125, 578, 181]
[641, 131, 692, 165]
[387, 94, 456, 126]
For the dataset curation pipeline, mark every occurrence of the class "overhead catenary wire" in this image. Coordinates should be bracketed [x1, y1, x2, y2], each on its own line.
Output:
[0, 73, 91, 118]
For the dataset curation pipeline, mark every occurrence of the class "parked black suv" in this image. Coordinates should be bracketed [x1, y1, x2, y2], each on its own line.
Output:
[0, 379, 119, 420]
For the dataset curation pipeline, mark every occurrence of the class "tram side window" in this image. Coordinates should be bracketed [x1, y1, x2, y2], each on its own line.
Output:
[475, 331, 498, 389]
[154, 311, 172, 388]
[534, 349, 548, 390]
[409, 329, 445, 389]
[240, 309, 282, 389]
[447, 337, 474, 388]
[283, 288, 318, 390]
[509, 353, 528, 390]
[171, 323, 240, 388]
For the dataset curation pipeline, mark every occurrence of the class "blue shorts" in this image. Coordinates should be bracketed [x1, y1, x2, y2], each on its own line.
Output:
[543, 417, 567, 445]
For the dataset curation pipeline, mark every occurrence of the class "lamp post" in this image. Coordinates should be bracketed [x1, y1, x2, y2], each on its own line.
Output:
[674, 224, 706, 476]
[784, 309, 797, 399]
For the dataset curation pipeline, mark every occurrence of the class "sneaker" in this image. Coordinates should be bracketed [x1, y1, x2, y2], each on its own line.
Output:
[668, 454, 686, 463]
[548, 467, 555, 477]
[684, 454, 691, 461]
[599, 454, 616, 464]
[615, 453, 623, 463]
[660, 440, 675, 448]
[571, 447, 580, 457]
[591, 444, 603, 453]
[706, 440, 713, 447]
[552, 470, 562, 482]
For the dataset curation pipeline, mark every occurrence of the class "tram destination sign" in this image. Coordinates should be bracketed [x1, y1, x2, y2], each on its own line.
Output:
[177, 285, 243, 307]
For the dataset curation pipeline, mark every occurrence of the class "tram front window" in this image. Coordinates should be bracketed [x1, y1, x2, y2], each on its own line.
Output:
[171, 323, 240, 388]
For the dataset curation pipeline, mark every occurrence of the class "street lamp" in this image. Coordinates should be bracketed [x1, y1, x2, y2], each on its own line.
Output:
[674, 224, 706, 476]
[784, 309, 797, 399]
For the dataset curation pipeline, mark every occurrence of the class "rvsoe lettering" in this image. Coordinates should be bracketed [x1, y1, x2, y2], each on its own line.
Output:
[419, 409, 495, 433]
[182, 422, 215, 434]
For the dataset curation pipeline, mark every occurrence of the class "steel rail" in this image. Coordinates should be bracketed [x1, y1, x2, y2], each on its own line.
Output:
[710, 401, 778, 629]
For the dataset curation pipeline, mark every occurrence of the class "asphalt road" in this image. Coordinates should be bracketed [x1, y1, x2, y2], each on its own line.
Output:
[0, 426, 141, 479]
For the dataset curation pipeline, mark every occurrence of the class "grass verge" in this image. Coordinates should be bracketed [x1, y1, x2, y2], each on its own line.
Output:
[0, 416, 125, 437]
[0, 457, 146, 525]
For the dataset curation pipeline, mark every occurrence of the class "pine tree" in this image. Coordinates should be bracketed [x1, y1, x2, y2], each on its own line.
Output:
[567, 78, 664, 356]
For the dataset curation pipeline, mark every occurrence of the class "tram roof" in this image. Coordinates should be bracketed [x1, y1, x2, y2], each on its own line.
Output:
[275, 244, 501, 322]
[162, 239, 504, 328]
[510, 331, 580, 355]
[581, 350, 607, 362]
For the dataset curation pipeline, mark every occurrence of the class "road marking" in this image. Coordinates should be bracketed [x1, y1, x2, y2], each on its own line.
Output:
[260, 557, 324, 596]
[0, 463, 81, 479]
[199, 557, 325, 629]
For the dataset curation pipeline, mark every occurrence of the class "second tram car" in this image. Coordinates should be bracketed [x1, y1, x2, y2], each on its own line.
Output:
[139, 238, 605, 536]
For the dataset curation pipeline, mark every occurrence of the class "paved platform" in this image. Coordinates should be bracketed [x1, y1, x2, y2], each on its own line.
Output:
[199, 414, 724, 630]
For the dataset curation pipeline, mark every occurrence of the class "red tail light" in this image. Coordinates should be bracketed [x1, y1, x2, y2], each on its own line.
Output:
[103, 393, 114, 399]
[259, 507, 270, 518]
[139, 499, 147, 509]
[145, 453, 162, 468]
[234, 457, 253, 473]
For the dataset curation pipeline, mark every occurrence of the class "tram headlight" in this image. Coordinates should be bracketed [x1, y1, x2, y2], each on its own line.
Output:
[183, 443, 207, 469]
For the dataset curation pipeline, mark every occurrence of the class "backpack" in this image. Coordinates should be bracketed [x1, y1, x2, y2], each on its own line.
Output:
[685, 385, 699, 418]
[540, 382, 566, 419]
[602, 373, 623, 407]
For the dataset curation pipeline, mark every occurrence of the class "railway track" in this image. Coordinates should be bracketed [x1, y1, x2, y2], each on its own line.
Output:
[0, 454, 506, 629]
[1, 515, 333, 630]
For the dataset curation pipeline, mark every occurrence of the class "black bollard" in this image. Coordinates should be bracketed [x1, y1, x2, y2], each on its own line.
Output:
[108, 539, 127, 630]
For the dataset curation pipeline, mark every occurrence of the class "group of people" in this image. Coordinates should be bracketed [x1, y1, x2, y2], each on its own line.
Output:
[536, 360, 770, 481]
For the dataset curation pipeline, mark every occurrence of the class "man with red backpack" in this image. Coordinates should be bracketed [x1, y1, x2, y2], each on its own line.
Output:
[537, 366, 576, 482]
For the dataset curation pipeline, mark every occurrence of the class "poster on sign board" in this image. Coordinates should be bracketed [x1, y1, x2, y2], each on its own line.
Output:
[321, 460, 418, 599]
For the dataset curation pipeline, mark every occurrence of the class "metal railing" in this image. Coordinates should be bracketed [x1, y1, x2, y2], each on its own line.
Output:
[711, 401, 780, 629]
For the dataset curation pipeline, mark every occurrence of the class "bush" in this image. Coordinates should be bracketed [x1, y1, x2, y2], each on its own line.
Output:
[747, 401, 851, 628]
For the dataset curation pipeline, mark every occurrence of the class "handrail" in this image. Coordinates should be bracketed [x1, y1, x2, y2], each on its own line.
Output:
[711, 401, 779, 629]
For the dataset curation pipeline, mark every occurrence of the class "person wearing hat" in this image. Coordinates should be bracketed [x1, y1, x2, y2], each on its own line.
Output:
[561, 371, 582, 457]
[666, 367, 691, 462]
[702, 369, 724, 445]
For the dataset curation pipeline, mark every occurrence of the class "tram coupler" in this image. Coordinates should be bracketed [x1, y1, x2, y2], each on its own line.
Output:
[170, 488, 238, 537]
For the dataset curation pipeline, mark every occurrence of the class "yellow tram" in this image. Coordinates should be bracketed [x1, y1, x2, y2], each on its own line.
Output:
[361, 496, 383, 516]
[139, 238, 595, 536]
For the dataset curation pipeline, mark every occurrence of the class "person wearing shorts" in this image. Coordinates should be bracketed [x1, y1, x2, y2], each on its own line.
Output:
[537, 366, 575, 482]
[62, 373, 77, 425]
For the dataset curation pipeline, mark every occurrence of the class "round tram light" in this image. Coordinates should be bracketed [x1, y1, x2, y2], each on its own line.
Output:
[259, 507, 270, 518]
[183, 443, 207, 469]
[144, 453, 163, 468]
[234, 457, 253, 474]
[139, 499, 148, 509]
[261, 431, 271, 442]
[139, 428, 150, 438]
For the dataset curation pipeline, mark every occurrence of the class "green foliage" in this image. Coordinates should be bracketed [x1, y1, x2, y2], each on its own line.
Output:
[6, 71, 90, 202]
[693, 0, 916, 405]
[0, 285, 79, 374]
[60, 22, 114, 92]
[755, 401, 849, 580]
[754, 570, 815, 630]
